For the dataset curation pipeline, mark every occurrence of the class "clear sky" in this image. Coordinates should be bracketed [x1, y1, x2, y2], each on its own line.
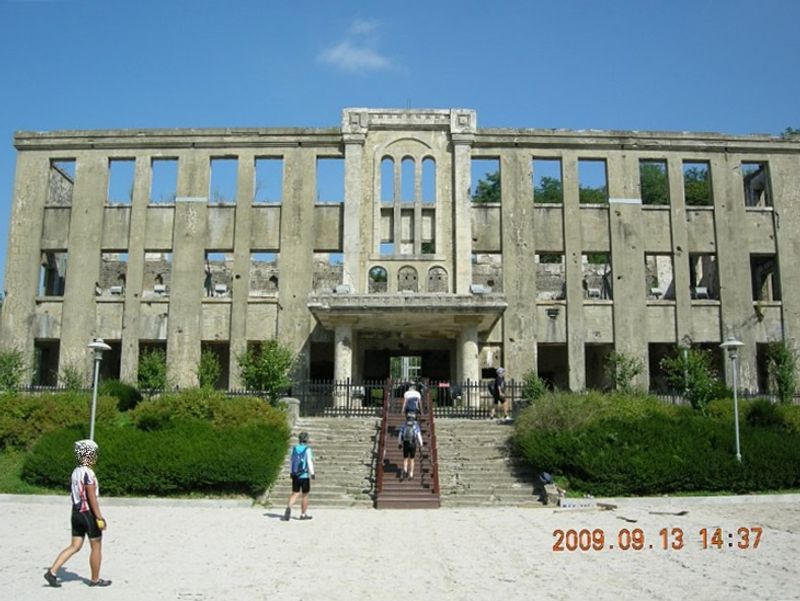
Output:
[1, 0, 798, 284]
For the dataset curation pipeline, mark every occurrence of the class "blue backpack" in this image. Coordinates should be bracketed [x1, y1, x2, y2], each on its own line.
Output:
[290, 445, 308, 477]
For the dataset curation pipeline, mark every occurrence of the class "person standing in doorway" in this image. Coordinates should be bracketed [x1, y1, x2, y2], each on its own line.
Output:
[489, 367, 509, 421]
[398, 414, 424, 480]
[283, 431, 315, 521]
[44, 439, 111, 588]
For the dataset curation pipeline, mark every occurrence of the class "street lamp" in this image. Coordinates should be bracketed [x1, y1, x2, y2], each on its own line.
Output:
[720, 336, 744, 462]
[87, 338, 111, 441]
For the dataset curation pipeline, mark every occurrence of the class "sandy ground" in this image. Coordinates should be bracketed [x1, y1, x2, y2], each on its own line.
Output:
[2, 493, 799, 601]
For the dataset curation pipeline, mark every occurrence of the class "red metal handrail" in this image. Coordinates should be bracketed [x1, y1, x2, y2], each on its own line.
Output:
[425, 384, 440, 496]
[375, 379, 391, 495]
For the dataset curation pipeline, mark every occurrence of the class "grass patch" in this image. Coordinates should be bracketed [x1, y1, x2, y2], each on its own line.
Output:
[0, 450, 61, 495]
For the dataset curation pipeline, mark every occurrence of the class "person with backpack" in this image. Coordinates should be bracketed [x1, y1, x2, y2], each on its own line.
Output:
[397, 414, 423, 480]
[488, 367, 509, 421]
[401, 383, 422, 417]
[283, 431, 315, 521]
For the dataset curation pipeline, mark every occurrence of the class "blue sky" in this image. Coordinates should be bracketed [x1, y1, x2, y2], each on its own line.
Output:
[1, 0, 798, 283]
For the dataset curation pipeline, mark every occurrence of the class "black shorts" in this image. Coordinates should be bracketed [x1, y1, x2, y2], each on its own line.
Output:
[492, 394, 505, 405]
[71, 509, 102, 539]
[291, 474, 311, 494]
[402, 441, 417, 459]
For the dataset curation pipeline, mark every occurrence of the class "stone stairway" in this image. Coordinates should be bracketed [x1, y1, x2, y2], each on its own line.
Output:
[262, 417, 380, 508]
[435, 419, 542, 507]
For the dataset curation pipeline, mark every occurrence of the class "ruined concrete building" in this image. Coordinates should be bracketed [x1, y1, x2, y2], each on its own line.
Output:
[2, 108, 799, 393]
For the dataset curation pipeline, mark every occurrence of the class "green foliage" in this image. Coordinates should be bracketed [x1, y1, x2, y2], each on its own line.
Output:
[198, 348, 222, 389]
[471, 170, 501, 203]
[766, 340, 797, 403]
[520, 370, 547, 401]
[237, 340, 294, 403]
[534, 176, 563, 204]
[0, 349, 26, 392]
[98, 379, 142, 412]
[0, 392, 118, 450]
[514, 393, 800, 496]
[138, 348, 169, 392]
[130, 388, 288, 433]
[59, 363, 87, 390]
[23, 420, 289, 497]
[579, 185, 607, 204]
[660, 347, 719, 414]
[782, 127, 800, 138]
[605, 352, 643, 394]
[640, 161, 669, 205]
[746, 399, 784, 429]
[684, 167, 712, 206]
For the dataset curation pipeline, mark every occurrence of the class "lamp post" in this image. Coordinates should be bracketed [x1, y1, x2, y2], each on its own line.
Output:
[720, 336, 744, 462]
[87, 338, 111, 441]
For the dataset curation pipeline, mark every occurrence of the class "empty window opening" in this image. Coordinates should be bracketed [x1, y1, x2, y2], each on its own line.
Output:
[400, 209, 415, 254]
[742, 162, 771, 207]
[204, 252, 233, 297]
[316, 157, 344, 204]
[99, 252, 128, 296]
[648, 343, 675, 393]
[98, 340, 122, 382]
[639, 160, 669, 205]
[471, 159, 501, 204]
[578, 159, 608, 204]
[249, 252, 279, 296]
[108, 159, 135, 205]
[143, 251, 172, 297]
[585, 344, 614, 391]
[537, 344, 568, 390]
[582, 253, 612, 300]
[644, 254, 675, 300]
[313, 253, 344, 292]
[422, 158, 436, 204]
[209, 158, 238, 205]
[427, 266, 448, 293]
[200, 341, 230, 390]
[47, 159, 75, 207]
[535, 253, 565, 300]
[533, 159, 563, 204]
[398, 266, 419, 292]
[368, 266, 388, 293]
[40, 251, 67, 296]
[390, 355, 422, 381]
[689, 253, 718, 299]
[421, 209, 435, 255]
[254, 157, 283, 204]
[150, 158, 178, 204]
[380, 157, 395, 204]
[683, 161, 712, 206]
[401, 157, 415, 204]
[472, 253, 503, 293]
[751, 254, 781, 302]
[33, 340, 60, 386]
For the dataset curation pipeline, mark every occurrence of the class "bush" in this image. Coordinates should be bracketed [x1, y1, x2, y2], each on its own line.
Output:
[660, 347, 720, 414]
[237, 340, 294, 403]
[0, 392, 118, 450]
[766, 341, 798, 403]
[138, 348, 169, 392]
[198, 349, 222, 389]
[99, 380, 143, 412]
[746, 399, 785, 429]
[23, 419, 289, 496]
[0, 349, 26, 392]
[520, 370, 547, 402]
[604, 352, 643, 394]
[130, 388, 288, 433]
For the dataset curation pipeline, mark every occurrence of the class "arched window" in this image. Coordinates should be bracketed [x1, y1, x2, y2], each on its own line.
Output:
[422, 157, 436, 205]
[380, 157, 394, 205]
[398, 266, 418, 292]
[427, 266, 448, 293]
[401, 157, 415, 204]
[368, 266, 388, 293]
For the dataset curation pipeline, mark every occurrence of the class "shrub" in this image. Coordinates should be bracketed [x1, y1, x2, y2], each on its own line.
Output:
[520, 370, 547, 402]
[59, 363, 88, 390]
[99, 380, 143, 412]
[0, 392, 118, 450]
[23, 420, 289, 496]
[198, 349, 222, 389]
[237, 340, 294, 403]
[766, 341, 798, 404]
[0, 349, 26, 392]
[604, 352, 643, 394]
[660, 347, 719, 414]
[138, 348, 169, 392]
[746, 399, 784, 429]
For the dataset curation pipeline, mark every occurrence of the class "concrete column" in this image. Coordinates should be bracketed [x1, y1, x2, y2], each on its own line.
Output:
[666, 155, 692, 348]
[607, 152, 649, 389]
[119, 156, 152, 383]
[452, 136, 473, 293]
[59, 152, 107, 381]
[342, 135, 365, 291]
[0, 152, 49, 372]
[167, 152, 209, 388]
[562, 151, 586, 390]
[712, 155, 757, 389]
[459, 322, 480, 407]
[228, 154, 255, 388]
[334, 322, 354, 407]
[771, 154, 800, 347]
[500, 150, 536, 379]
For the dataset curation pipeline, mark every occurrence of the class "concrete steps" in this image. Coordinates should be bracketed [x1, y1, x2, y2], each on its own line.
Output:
[435, 419, 542, 508]
[262, 417, 380, 508]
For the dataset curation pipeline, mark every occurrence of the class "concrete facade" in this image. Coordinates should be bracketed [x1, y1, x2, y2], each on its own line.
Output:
[2, 108, 799, 391]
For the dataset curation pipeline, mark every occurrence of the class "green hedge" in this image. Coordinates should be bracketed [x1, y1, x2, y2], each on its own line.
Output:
[23, 419, 289, 496]
[0, 392, 119, 450]
[515, 393, 800, 496]
[98, 380, 143, 412]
